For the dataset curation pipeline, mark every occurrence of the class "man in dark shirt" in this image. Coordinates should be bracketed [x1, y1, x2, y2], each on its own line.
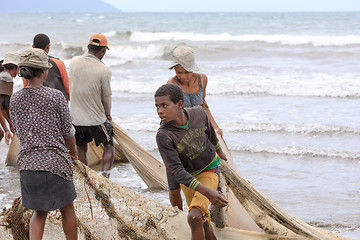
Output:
[22, 33, 70, 101]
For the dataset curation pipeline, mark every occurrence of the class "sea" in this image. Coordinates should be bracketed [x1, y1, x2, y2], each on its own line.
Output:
[0, 12, 359, 239]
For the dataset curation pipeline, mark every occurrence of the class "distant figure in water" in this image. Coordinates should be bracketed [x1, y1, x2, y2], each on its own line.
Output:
[166, 45, 223, 211]
[155, 84, 228, 240]
[10, 48, 78, 239]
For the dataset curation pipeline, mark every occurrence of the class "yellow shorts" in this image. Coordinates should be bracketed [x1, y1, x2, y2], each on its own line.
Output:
[180, 171, 219, 223]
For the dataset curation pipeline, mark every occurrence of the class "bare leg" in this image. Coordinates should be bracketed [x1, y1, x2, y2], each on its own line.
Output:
[59, 202, 78, 240]
[2, 107, 13, 133]
[102, 139, 114, 178]
[29, 210, 48, 240]
[204, 221, 217, 240]
[188, 207, 209, 240]
[77, 144, 88, 166]
[0, 110, 8, 142]
[169, 188, 183, 211]
[0, 128, 3, 142]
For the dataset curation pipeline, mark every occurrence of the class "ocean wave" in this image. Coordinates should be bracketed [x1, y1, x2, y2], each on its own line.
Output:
[206, 87, 360, 98]
[112, 117, 159, 132]
[105, 44, 166, 60]
[309, 221, 359, 234]
[48, 41, 169, 64]
[221, 122, 360, 135]
[109, 77, 360, 98]
[229, 145, 360, 160]
[129, 31, 360, 46]
[111, 117, 360, 136]
[205, 74, 360, 98]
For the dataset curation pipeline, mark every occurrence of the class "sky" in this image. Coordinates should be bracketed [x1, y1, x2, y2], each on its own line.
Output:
[103, 0, 360, 12]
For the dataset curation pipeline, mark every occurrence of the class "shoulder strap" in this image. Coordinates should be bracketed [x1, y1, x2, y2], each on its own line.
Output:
[198, 73, 204, 89]
[174, 76, 181, 86]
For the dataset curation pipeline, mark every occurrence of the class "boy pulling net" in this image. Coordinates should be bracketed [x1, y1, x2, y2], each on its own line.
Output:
[155, 84, 229, 239]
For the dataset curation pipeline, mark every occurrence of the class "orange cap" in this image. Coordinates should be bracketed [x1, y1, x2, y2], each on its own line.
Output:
[89, 33, 109, 50]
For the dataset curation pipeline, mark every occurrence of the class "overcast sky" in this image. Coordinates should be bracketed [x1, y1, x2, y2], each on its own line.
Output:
[103, 0, 360, 12]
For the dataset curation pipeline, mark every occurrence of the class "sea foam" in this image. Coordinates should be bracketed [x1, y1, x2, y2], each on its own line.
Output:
[129, 31, 360, 47]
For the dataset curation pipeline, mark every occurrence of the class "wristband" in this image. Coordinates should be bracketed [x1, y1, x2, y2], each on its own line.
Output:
[214, 142, 221, 150]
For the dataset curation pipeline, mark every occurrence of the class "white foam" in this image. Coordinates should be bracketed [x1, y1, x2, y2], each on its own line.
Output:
[106, 44, 165, 61]
[109, 73, 360, 98]
[129, 31, 360, 46]
[205, 74, 360, 98]
[112, 116, 159, 132]
[230, 144, 360, 160]
[103, 30, 117, 38]
[220, 122, 360, 134]
[111, 79, 165, 93]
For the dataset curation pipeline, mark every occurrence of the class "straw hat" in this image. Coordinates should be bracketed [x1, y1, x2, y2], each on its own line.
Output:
[2, 51, 20, 66]
[19, 48, 52, 70]
[169, 46, 199, 72]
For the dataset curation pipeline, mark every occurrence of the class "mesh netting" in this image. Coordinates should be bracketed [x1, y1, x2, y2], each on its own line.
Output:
[0, 160, 191, 240]
[0, 122, 351, 239]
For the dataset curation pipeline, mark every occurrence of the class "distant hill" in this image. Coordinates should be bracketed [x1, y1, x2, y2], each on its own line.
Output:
[0, 0, 120, 12]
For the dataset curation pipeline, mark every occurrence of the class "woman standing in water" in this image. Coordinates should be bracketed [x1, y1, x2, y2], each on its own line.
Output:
[10, 48, 78, 240]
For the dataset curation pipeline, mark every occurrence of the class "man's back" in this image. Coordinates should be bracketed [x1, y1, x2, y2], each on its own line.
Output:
[44, 57, 69, 100]
[69, 53, 112, 126]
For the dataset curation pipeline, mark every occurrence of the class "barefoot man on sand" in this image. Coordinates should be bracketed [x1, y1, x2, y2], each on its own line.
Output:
[69, 33, 115, 178]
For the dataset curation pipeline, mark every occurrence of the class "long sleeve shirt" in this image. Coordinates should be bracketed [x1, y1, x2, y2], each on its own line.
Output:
[156, 106, 219, 190]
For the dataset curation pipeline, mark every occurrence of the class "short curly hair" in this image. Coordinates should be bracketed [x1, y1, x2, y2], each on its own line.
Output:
[33, 33, 50, 49]
[154, 84, 184, 104]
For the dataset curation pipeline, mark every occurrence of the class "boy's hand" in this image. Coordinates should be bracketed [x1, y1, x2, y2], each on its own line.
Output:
[207, 189, 229, 208]
[196, 184, 229, 208]
[5, 131, 12, 145]
[216, 148, 227, 161]
[215, 128, 223, 138]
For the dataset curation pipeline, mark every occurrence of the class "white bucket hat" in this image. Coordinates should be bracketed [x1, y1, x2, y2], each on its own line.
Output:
[2, 51, 20, 66]
[19, 48, 52, 70]
[169, 46, 199, 72]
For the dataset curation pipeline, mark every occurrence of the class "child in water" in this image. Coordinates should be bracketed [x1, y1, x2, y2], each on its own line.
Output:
[155, 84, 228, 240]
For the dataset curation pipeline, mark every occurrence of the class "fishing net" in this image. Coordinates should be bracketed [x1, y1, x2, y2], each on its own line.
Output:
[0, 160, 287, 240]
[0, 122, 350, 239]
[0, 160, 191, 240]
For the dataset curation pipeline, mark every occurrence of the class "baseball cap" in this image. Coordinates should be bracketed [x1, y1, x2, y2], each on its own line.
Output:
[89, 33, 109, 50]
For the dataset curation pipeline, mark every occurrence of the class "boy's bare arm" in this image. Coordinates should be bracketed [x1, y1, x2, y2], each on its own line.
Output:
[216, 148, 227, 161]
[196, 184, 228, 208]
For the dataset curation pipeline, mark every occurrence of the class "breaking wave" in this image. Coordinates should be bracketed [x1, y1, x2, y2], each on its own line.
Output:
[229, 145, 360, 160]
